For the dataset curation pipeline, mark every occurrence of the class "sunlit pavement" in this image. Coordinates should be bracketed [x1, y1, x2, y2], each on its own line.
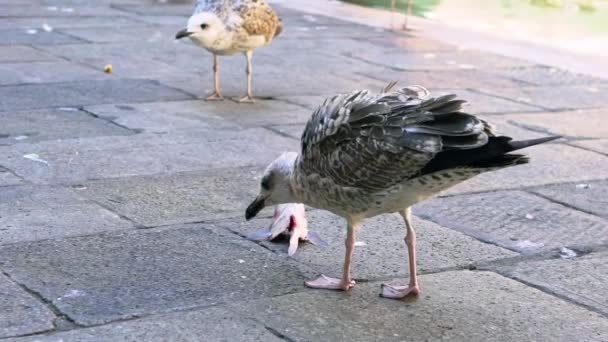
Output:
[0, 0, 607, 340]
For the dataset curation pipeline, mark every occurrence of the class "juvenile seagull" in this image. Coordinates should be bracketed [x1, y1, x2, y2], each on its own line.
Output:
[245, 83, 559, 298]
[175, 0, 282, 102]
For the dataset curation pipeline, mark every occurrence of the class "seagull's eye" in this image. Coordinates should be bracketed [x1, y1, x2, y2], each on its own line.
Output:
[200, 23, 209, 30]
[261, 175, 271, 191]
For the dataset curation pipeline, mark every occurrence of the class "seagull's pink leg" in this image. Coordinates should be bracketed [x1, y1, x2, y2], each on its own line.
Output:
[305, 220, 359, 291]
[237, 50, 255, 103]
[381, 207, 421, 299]
[206, 55, 224, 101]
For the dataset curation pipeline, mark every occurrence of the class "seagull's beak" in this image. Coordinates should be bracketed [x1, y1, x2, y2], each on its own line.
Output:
[175, 29, 192, 40]
[245, 196, 266, 221]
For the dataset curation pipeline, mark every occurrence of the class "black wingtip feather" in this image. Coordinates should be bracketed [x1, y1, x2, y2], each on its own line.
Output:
[470, 154, 529, 168]
[507, 136, 561, 151]
[417, 134, 558, 177]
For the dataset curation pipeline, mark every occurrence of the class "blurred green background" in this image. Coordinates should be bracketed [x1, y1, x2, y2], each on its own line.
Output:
[342, 0, 608, 56]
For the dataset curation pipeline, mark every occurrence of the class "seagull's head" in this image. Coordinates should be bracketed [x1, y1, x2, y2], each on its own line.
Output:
[175, 12, 223, 47]
[246, 152, 298, 220]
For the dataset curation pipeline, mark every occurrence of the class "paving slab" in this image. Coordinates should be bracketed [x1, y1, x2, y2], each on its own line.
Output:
[436, 89, 543, 114]
[74, 166, 274, 227]
[477, 85, 608, 111]
[490, 109, 608, 139]
[253, 48, 397, 79]
[0, 185, 133, 245]
[275, 8, 383, 28]
[231, 271, 608, 342]
[0, 5, 130, 18]
[57, 26, 177, 44]
[269, 22, 391, 39]
[161, 71, 384, 99]
[87, 98, 313, 129]
[531, 180, 608, 219]
[84, 100, 241, 133]
[357, 67, 533, 94]
[0, 128, 298, 184]
[445, 144, 608, 194]
[489, 65, 608, 86]
[0, 224, 307, 326]
[267, 37, 451, 66]
[493, 252, 608, 317]
[344, 48, 534, 72]
[0, 273, 55, 339]
[268, 124, 304, 140]
[277, 89, 543, 116]
[223, 211, 516, 279]
[572, 139, 608, 156]
[0, 108, 132, 145]
[414, 190, 608, 254]
[0, 29, 83, 45]
[0, 16, 142, 30]
[112, 4, 192, 16]
[0, 167, 23, 187]
[152, 99, 311, 127]
[0, 45, 58, 63]
[11, 306, 281, 342]
[131, 14, 185, 26]
[0, 0, 143, 3]
[364, 34, 458, 52]
[0, 61, 108, 85]
[264, 37, 390, 63]
[38, 42, 197, 80]
[275, 95, 326, 110]
[0, 79, 193, 112]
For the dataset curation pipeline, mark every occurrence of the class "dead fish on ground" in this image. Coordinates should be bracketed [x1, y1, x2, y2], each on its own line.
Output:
[247, 203, 328, 256]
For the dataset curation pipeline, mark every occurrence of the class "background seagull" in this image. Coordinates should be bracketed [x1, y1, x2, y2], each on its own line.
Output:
[175, 0, 283, 103]
[245, 83, 560, 299]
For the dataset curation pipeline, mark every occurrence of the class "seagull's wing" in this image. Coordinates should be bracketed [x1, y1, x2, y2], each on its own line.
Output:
[236, 0, 282, 41]
[298, 84, 493, 192]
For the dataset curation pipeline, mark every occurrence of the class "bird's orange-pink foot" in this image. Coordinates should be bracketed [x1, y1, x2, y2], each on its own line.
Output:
[305, 275, 355, 291]
[380, 283, 420, 299]
[205, 92, 224, 101]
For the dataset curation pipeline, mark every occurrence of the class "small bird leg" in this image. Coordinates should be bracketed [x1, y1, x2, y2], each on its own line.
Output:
[305, 221, 358, 291]
[206, 55, 224, 101]
[381, 208, 421, 299]
[237, 50, 255, 103]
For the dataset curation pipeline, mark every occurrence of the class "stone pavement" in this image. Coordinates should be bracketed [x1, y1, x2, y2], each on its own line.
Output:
[0, 0, 607, 340]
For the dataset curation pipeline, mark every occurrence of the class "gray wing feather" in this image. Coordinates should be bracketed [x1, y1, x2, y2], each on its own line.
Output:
[298, 85, 492, 192]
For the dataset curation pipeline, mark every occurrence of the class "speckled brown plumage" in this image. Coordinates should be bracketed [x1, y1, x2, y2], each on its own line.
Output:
[239, 2, 282, 42]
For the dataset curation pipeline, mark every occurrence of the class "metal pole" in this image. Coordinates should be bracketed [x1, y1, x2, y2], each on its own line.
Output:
[390, 0, 397, 29]
[403, 0, 413, 30]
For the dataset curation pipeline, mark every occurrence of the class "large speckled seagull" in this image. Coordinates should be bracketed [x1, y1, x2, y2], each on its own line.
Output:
[175, 0, 282, 102]
[245, 83, 559, 298]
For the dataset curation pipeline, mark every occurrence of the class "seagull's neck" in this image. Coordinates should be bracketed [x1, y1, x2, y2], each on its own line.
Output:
[290, 157, 306, 203]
